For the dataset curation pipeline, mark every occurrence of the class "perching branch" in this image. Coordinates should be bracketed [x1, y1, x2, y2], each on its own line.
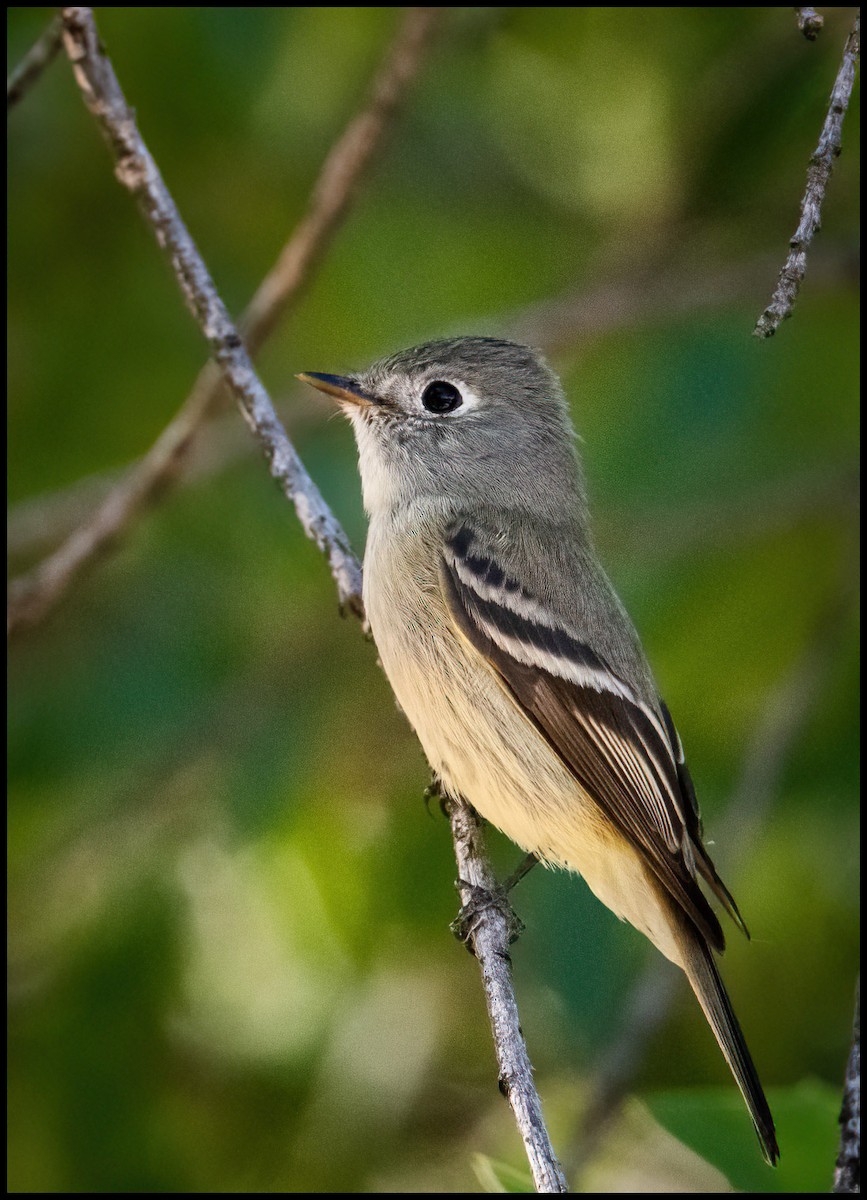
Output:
[795, 7, 825, 41]
[6, 15, 63, 110]
[5, 402, 330, 561]
[446, 796, 569, 1194]
[833, 979, 860, 1193]
[7, 5, 442, 638]
[754, 12, 860, 337]
[29, 9, 564, 1191]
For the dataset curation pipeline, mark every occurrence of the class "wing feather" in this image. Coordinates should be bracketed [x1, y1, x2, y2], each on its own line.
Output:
[441, 522, 743, 952]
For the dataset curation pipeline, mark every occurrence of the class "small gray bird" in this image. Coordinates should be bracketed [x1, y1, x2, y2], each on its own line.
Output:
[299, 336, 779, 1165]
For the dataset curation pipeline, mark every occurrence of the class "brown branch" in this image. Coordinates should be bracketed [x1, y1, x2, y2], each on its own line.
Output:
[7, 417, 233, 562]
[24, 10, 567, 1191]
[6, 407, 267, 561]
[754, 12, 860, 337]
[833, 978, 861, 1193]
[795, 7, 825, 40]
[6, 15, 63, 110]
[567, 572, 857, 1176]
[446, 797, 569, 1194]
[7, 5, 443, 638]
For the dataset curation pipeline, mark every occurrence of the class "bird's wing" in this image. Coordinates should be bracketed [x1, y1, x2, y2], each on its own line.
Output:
[440, 521, 745, 951]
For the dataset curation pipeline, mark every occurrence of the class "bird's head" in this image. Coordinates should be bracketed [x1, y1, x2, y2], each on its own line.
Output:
[299, 336, 583, 520]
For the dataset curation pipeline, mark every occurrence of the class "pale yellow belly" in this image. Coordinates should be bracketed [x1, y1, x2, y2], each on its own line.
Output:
[366, 565, 684, 967]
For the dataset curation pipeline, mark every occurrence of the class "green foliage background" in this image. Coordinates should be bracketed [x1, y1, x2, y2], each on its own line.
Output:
[8, 7, 859, 1193]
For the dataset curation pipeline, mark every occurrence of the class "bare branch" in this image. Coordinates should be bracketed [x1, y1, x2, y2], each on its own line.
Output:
[6, 408, 268, 561]
[22, 6, 364, 623]
[6, 15, 63, 110]
[19, 10, 567, 1189]
[754, 13, 860, 337]
[568, 572, 857, 1174]
[446, 796, 570, 1194]
[833, 979, 861, 1193]
[795, 7, 825, 41]
[7, 5, 443, 638]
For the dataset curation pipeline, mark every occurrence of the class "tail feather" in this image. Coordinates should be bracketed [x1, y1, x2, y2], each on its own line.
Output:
[681, 934, 779, 1166]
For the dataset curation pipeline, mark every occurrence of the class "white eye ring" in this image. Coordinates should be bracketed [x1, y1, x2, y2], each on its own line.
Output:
[421, 380, 462, 413]
[417, 377, 481, 417]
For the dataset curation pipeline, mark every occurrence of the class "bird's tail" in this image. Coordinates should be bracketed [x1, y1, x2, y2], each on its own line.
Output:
[680, 934, 780, 1166]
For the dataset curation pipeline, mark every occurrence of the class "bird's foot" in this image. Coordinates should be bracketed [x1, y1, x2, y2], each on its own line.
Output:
[451, 880, 525, 950]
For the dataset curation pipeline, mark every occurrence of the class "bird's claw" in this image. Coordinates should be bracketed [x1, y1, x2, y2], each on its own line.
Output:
[450, 880, 525, 951]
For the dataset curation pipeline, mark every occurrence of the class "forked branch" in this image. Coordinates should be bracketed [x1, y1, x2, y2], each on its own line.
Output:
[7, 6, 442, 638]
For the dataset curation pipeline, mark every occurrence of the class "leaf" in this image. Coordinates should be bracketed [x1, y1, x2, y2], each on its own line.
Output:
[646, 1078, 841, 1193]
[472, 1154, 535, 1193]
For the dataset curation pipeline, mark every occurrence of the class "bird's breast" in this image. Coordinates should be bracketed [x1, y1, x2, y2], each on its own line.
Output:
[361, 515, 685, 966]
[363, 518, 607, 862]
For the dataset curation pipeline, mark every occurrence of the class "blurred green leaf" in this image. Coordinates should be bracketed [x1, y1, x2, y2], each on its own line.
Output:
[646, 1079, 842, 1193]
[472, 1153, 535, 1193]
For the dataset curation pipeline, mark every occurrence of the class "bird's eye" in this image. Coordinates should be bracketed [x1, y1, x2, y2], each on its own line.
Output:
[421, 380, 462, 414]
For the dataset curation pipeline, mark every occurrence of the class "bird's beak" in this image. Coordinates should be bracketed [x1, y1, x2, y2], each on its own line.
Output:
[296, 372, 378, 408]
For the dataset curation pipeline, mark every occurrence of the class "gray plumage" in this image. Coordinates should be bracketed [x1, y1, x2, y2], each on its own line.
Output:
[299, 335, 779, 1165]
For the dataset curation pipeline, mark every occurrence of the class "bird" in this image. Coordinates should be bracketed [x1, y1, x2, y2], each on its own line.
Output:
[298, 335, 779, 1165]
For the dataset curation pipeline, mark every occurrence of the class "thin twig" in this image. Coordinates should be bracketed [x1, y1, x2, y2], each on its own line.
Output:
[32, 10, 566, 1191]
[6, 414, 245, 561]
[754, 13, 860, 337]
[446, 797, 570, 1194]
[567, 571, 857, 1175]
[7, 5, 443, 638]
[6, 15, 64, 110]
[795, 7, 825, 41]
[833, 978, 861, 1193]
[48, 6, 363, 619]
